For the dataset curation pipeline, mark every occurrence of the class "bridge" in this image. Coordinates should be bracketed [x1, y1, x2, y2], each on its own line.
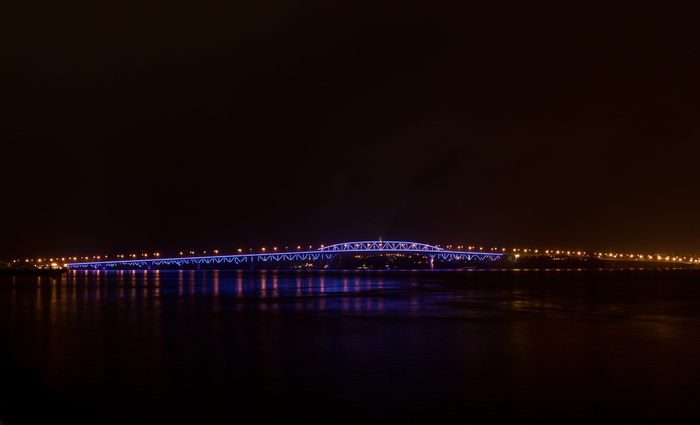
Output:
[64, 240, 504, 270]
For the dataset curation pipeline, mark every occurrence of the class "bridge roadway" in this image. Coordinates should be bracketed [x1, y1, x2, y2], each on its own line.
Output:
[65, 240, 504, 270]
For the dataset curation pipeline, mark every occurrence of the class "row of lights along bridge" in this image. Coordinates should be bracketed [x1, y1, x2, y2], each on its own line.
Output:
[6, 245, 700, 266]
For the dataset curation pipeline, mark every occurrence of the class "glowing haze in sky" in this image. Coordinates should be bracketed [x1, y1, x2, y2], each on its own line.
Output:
[2, 1, 699, 258]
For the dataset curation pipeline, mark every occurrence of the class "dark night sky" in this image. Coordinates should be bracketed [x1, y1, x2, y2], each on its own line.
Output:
[2, 1, 699, 259]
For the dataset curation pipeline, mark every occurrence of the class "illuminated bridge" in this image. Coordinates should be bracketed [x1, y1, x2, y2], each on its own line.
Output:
[65, 240, 504, 270]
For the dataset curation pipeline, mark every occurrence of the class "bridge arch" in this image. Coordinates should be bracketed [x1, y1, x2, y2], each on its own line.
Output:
[319, 241, 444, 252]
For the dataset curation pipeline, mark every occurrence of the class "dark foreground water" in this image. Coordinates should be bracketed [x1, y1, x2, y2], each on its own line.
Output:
[2, 268, 700, 424]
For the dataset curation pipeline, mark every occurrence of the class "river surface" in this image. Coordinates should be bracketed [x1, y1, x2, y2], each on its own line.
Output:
[2, 268, 700, 424]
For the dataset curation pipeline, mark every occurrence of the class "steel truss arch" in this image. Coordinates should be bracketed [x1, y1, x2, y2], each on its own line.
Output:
[319, 241, 444, 252]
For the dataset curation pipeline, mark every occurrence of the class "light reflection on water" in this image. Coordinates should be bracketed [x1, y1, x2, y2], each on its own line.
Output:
[2, 268, 700, 424]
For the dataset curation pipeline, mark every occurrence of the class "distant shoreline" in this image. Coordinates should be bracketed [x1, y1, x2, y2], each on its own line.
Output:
[58, 265, 698, 274]
[0, 268, 67, 276]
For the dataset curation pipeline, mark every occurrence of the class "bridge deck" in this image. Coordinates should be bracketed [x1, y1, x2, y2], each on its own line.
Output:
[65, 241, 504, 269]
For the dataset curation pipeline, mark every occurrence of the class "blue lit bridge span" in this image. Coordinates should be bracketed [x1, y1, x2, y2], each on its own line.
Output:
[65, 241, 504, 270]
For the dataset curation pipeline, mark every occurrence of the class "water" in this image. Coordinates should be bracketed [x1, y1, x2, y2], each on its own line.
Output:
[2, 268, 700, 424]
